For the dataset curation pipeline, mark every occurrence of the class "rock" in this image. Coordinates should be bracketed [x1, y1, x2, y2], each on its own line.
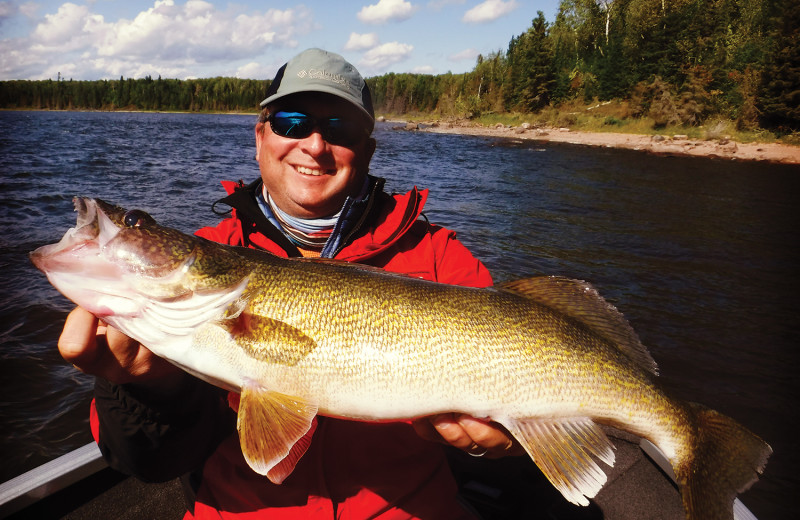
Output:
[652, 135, 666, 142]
[672, 134, 688, 140]
[405, 122, 419, 131]
[376, 116, 386, 122]
[494, 123, 505, 129]
[521, 122, 531, 129]
[514, 127, 526, 134]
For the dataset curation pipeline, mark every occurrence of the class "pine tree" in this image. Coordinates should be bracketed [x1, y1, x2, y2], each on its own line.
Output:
[758, 0, 800, 131]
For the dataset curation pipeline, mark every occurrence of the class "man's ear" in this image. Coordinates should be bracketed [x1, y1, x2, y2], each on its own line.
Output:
[254, 123, 266, 157]
[364, 137, 377, 163]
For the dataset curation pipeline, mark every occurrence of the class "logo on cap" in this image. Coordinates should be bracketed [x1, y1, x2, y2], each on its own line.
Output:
[297, 68, 359, 95]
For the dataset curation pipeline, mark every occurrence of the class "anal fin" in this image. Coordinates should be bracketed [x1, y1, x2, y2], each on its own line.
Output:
[502, 416, 616, 506]
[237, 383, 319, 484]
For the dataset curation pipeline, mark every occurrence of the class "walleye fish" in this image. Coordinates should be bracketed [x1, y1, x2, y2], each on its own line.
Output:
[31, 198, 771, 520]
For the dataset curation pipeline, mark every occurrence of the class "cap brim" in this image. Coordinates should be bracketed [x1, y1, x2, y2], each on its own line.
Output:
[260, 85, 374, 125]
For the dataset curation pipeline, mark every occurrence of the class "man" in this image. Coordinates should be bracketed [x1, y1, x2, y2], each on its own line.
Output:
[59, 48, 520, 519]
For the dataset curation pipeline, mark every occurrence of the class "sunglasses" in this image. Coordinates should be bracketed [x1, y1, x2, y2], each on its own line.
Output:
[267, 111, 368, 147]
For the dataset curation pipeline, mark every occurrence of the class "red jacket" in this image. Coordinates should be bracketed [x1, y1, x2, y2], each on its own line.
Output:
[93, 178, 493, 520]
[196, 178, 492, 287]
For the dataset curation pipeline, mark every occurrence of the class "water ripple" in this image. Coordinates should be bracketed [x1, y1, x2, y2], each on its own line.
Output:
[1, 113, 796, 518]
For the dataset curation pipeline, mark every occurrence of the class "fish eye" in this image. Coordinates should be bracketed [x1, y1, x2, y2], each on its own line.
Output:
[123, 210, 147, 228]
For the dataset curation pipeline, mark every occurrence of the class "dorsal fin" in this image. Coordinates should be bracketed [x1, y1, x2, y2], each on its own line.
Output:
[498, 276, 658, 375]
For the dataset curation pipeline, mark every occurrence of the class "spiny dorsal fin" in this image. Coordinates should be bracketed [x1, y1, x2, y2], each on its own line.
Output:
[237, 383, 318, 483]
[501, 416, 616, 507]
[498, 276, 658, 375]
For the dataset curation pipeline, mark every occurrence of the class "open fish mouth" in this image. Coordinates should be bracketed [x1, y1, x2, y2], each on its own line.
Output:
[30, 198, 123, 274]
[30, 196, 250, 324]
[29, 198, 145, 317]
[29, 196, 772, 519]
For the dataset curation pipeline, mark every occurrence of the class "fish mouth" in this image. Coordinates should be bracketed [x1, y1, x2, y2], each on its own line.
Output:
[30, 197, 122, 273]
[29, 197, 139, 317]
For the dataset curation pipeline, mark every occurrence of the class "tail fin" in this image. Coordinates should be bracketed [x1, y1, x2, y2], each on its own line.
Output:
[675, 403, 771, 520]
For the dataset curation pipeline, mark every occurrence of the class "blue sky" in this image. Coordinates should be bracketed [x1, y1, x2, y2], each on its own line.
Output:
[0, 0, 561, 80]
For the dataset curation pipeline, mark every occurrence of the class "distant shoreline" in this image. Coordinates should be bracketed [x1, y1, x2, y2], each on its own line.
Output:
[405, 121, 800, 165]
[5, 108, 798, 164]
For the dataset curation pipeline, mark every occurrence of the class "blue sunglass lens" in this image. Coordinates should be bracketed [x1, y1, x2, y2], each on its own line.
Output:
[270, 111, 363, 146]
[271, 112, 314, 138]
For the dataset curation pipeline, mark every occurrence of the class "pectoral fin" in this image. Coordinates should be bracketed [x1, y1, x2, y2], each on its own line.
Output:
[222, 312, 318, 366]
[237, 383, 319, 484]
[502, 416, 616, 506]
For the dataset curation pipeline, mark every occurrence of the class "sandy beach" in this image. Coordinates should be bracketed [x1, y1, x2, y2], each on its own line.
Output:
[402, 120, 800, 165]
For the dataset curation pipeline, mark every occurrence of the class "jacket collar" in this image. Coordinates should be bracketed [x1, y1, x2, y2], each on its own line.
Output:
[213, 176, 426, 261]
[213, 178, 300, 256]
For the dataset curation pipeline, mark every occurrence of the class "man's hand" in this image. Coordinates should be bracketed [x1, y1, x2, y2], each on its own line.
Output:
[58, 307, 180, 385]
[412, 413, 525, 458]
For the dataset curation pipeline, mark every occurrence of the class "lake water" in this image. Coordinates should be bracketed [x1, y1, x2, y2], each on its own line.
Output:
[1, 110, 797, 518]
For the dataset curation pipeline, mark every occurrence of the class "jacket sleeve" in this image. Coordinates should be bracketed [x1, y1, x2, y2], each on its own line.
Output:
[195, 215, 244, 245]
[92, 369, 236, 482]
[428, 225, 493, 288]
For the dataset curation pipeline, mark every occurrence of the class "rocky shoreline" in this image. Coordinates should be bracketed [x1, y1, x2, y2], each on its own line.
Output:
[386, 119, 800, 165]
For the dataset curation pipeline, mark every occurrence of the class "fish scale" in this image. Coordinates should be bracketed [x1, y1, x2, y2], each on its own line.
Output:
[30, 197, 771, 520]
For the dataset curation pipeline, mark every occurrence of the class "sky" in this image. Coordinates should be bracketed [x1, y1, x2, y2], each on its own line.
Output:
[0, 0, 561, 81]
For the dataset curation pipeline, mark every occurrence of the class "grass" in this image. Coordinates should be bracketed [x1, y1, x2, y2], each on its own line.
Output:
[378, 100, 800, 146]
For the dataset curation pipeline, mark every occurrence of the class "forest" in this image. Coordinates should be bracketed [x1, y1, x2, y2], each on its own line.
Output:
[1, 0, 798, 133]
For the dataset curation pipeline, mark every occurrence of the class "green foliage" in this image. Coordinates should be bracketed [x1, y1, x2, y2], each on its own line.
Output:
[677, 66, 712, 126]
[647, 77, 682, 128]
[504, 12, 555, 111]
[0, 76, 268, 112]
[1, 0, 795, 133]
[758, 0, 800, 132]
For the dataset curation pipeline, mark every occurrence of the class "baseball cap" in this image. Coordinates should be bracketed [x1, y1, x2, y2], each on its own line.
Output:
[260, 48, 374, 126]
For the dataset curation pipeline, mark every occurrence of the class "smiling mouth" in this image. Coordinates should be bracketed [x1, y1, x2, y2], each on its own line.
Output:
[296, 166, 332, 177]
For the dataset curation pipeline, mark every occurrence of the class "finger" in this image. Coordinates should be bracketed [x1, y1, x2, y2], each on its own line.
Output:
[456, 415, 499, 445]
[429, 413, 477, 451]
[411, 417, 443, 444]
[58, 307, 102, 367]
[457, 414, 524, 458]
[99, 325, 176, 382]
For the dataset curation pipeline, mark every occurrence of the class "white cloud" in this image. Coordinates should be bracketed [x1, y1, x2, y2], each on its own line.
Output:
[2, 1, 314, 80]
[92, 2, 308, 61]
[235, 61, 273, 79]
[462, 0, 518, 24]
[31, 3, 95, 49]
[359, 41, 413, 71]
[344, 32, 379, 51]
[18, 2, 38, 19]
[357, 0, 418, 25]
[411, 64, 435, 74]
[449, 48, 479, 61]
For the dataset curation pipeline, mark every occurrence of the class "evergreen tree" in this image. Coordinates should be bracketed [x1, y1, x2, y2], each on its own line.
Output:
[505, 11, 555, 111]
[758, 0, 800, 131]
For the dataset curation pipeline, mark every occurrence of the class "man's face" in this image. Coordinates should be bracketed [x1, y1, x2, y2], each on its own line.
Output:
[255, 93, 376, 219]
